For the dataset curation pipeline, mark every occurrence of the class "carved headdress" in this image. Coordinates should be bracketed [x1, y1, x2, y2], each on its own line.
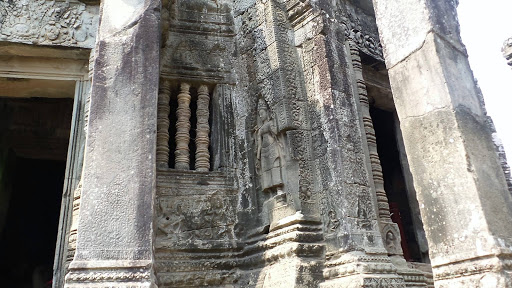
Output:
[257, 97, 270, 128]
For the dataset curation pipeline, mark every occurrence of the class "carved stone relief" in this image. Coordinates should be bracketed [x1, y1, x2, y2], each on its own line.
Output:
[336, 0, 384, 60]
[149, 0, 436, 287]
[155, 171, 237, 247]
[0, 0, 99, 48]
[160, 0, 235, 83]
[254, 97, 285, 195]
[157, 192, 236, 243]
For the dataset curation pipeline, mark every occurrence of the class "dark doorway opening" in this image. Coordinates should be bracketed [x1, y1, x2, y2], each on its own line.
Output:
[0, 96, 73, 288]
[370, 107, 424, 262]
[0, 157, 65, 288]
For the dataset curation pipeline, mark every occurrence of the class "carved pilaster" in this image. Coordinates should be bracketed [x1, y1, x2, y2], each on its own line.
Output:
[349, 42, 391, 222]
[346, 41, 427, 287]
[157, 80, 171, 168]
[175, 82, 191, 170]
[195, 85, 210, 172]
[66, 181, 82, 264]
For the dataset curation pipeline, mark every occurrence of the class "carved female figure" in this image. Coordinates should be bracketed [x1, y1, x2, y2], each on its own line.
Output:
[254, 98, 284, 195]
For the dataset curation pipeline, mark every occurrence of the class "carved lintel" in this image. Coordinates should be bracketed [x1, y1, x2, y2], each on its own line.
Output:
[0, 1, 99, 48]
[195, 84, 210, 172]
[175, 82, 191, 170]
[341, 14, 383, 61]
[157, 80, 171, 168]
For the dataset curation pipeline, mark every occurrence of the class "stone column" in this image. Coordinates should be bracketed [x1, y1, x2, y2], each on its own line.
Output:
[195, 84, 210, 172]
[349, 42, 391, 222]
[373, 0, 512, 286]
[175, 82, 191, 170]
[64, 1, 160, 287]
[157, 80, 171, 168]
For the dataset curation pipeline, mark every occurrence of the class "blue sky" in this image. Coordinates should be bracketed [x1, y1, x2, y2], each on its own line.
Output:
[458, 1, 512, 156]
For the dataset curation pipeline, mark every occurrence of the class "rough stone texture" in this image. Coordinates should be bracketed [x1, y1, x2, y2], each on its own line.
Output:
[0, 0, 99, 48]
[64, 0, 160, 287]
[152, 0, 430, 287]
[374, 0, 512, 286]
[503, 37, 512, 68]
[5, 0, 510, 287]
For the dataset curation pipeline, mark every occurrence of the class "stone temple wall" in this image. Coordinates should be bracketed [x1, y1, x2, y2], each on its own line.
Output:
[1, 0, 512, 288]
[152, 0, 428, 287]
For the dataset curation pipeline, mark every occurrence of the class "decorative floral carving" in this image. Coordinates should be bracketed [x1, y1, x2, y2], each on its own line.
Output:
[66, 270, 151, 282]
[340, 15, 383, 60]
[0, 0, 98, 48]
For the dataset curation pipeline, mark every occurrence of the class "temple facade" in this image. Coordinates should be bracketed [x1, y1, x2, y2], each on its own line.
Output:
[0, 0, 511, 287]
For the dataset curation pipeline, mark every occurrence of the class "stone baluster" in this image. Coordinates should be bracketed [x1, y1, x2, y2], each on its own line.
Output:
[349, 42, 391, 221]
[195, 84, 210, 172]
[157, 80, 171, 168]
[175, 82, 191, 170]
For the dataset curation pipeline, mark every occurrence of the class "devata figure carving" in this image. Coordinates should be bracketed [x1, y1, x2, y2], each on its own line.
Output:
[254, 98, 285, 195]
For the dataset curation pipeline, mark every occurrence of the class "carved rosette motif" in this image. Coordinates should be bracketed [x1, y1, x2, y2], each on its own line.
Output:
[157, 80, 171, 168]
[175, 83, 192, 170]
[195, 85, 210, 172]
[0, 0, 98, 48]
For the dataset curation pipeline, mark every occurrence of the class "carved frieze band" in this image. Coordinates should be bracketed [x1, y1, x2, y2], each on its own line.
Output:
[0, 0, 99, 48]
[65, 270, 151, 283]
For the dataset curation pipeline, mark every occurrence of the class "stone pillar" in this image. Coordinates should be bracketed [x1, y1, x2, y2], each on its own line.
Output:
[349, 42, 391, 222]
[195, 84, 210, 172]
[64, 1, 160, 287]
[373, 0, 512, 286]
[175, 82, 191, 170]
[157, 80, 171, 168]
